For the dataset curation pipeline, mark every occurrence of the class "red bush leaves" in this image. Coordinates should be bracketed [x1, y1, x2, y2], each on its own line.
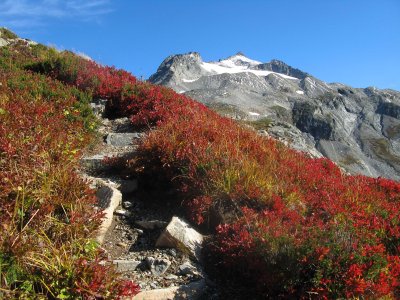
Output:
[27, 48, 400, 298]
[0, 52, 139, 297]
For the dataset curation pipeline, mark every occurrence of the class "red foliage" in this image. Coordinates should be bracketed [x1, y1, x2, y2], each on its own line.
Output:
[0, 67, 139, 298]
[29, 50, 400, 298]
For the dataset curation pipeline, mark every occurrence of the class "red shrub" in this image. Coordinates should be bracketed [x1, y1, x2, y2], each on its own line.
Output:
[0, 67, 139, 298]
[22, 48, 400, 298]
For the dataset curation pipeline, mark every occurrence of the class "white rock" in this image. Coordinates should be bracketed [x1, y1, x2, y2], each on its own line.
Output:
[156, 217, 203, 261]
[0, 38, 9, 47]
[95, 183, 122, 244]
[115, 209, 131, 217]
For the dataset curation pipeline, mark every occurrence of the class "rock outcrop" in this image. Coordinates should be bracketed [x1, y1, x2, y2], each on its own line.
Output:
[149, 52, 400, 181]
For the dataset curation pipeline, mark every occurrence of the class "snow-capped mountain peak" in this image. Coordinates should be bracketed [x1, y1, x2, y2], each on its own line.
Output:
[216, 52, 262, 68]
[199, 53, 298, 80]
[149, 52, 306, 86]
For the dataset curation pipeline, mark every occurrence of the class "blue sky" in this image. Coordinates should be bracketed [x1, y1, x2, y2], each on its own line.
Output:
[1, 0, 399, 90]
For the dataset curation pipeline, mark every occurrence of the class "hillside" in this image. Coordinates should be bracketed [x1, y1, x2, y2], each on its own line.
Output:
[150, 52, 400, 181]
[0, 28, 139, 299]
[1, 28, 400, 299]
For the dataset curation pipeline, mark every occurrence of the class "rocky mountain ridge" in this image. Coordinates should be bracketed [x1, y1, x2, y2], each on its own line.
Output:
[150, 52, 400, 181]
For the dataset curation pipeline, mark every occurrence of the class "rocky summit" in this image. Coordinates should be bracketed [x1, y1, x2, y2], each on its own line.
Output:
[150, 52, 400, 181]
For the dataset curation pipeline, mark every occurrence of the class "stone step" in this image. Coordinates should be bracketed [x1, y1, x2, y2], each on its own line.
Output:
[113, 260, 141, 272]
[128, 279, 206, 300]
[105, 132, 142, 147]
[110, 117, 136, 133]
[82, 174, 138, 195]
[80, 152, 132, 173]
[81, 154, 113, 173]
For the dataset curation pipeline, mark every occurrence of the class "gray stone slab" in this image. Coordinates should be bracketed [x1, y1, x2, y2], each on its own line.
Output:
[106, 133, 141, 147]
[113, 260, 141, 272]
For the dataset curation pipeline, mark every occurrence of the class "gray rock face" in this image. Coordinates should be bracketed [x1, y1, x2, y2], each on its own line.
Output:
[149, 52, 400, 181]
[255, 59, 309, 79]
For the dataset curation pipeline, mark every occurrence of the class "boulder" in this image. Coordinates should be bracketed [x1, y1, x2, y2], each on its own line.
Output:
[178, 261, 201, 277]
[145, 257, 171, 276]
[156, 217, 203, 261]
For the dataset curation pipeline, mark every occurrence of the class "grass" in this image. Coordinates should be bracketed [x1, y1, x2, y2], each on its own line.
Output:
[0, 28, 18, 39]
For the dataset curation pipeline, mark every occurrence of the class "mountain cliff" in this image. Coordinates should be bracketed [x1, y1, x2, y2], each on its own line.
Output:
[150, 52, 400, 181]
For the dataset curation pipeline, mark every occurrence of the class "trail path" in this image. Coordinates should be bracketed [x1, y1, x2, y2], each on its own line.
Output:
[79, 100, 213, 299]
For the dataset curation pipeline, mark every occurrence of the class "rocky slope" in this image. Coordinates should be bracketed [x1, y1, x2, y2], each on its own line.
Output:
[149, 52, 400, 181]
[80, 106, 212, 299]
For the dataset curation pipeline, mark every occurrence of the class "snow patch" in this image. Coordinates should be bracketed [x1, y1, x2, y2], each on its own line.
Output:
[218, 54, 262, 68]
[248, 112, 260, 116]
[296, 90, 304, 95]
[178, 90, 186, 94]
[200, 62, 297, 80]
[182, 78, 198, 83]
